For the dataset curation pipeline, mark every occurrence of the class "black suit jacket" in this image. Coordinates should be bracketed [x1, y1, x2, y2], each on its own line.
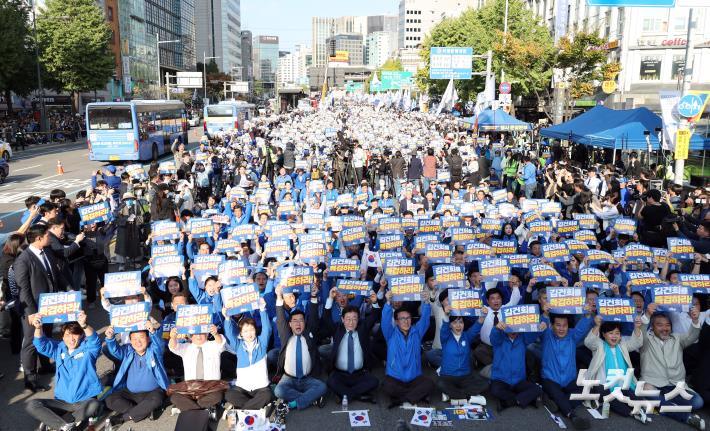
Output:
[15, 246, 66, 316]
[276, 299, 320, 378]
[321, 304, 381, 373]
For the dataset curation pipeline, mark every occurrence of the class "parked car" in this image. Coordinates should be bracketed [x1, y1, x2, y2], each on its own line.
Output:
[187, 114, 201, 128]
[0, 139, 13, 161]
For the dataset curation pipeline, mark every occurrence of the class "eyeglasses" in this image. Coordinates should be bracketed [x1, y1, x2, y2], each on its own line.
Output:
[397, 317, 412, 321]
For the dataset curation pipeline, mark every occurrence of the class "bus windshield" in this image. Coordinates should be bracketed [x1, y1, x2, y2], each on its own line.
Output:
[206, 105, 234, 117]
[88, 107, 133, 130]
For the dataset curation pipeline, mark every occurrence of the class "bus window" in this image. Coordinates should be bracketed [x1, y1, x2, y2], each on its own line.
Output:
[153, 112, 163, 132]
[88, 107, 133, 130]
[206, 105, 233, 117]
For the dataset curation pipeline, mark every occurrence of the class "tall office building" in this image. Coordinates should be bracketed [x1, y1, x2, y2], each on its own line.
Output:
[241, 30, 253, 82]
[195, 0, 242, 73]
[326, 34, 365, 66]
[313, 15, 399, 68]
[398, 0, 479, 50]
[367, 31, 398, 68]
[278, 44, 313, 86]
[145, 0, 197, 74]
[253, 35, 279, 97]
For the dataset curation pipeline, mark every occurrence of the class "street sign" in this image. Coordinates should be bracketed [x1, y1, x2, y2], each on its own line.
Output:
[170, 87, 184, 94]
[229, 82, 249, 93]
[587, 0, 675, 5]
[176, 72, 203, 88]
[499, 94, 512, 104]
[602, 80, 617, 94]
[675, 129, 691, 160]
[677, 94, 704, 118]
[380, 71, 413, 90]
[430, 47, 473, 80]
[499, 82, 511, 94]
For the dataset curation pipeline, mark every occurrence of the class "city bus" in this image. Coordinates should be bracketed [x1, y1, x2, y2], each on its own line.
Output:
[86, 100, 188, 161]
[203, 101, 255, 137]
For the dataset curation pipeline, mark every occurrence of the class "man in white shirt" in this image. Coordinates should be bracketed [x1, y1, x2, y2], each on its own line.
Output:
[584, 169, 605, 198]
[168, 324, 226, 413]
[473, 286, 521, 367]
[352, 144, 366, 184]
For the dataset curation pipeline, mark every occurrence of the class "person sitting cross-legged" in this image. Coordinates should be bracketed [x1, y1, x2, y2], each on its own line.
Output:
[104, 322, 170, 428]
[26, 311, 102, 431]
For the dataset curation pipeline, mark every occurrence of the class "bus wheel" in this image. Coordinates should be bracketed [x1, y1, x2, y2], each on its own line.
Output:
[2, 151, 9, 162]
[152, 144, 159, 162]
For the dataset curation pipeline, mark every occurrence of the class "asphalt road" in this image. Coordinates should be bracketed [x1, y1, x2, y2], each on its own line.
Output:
[0, 128, 708, 430]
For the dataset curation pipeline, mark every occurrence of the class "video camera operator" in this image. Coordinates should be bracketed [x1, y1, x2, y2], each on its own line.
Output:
[636, 189, 672, 247]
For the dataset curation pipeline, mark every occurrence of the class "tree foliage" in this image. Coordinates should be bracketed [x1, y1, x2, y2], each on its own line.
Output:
[366, 57, 403, 91]
[556, 32, 608, 98]
[36, 0, 115, 108]
[0, 0, 37, 112]
[417, 0, 555, 101]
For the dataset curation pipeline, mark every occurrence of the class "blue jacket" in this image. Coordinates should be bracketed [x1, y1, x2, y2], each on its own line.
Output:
[522, 162, 537, 185]
[106, 330, 170, 392]
[188, 276, 225, 328]
[490, 327, 540, 385]
[224, 309, 271, 369]
[34, 333, 103, 403]
[540, 316, 594, 386]
[382, 302, 431, 382]
[440, 320, 482, 377]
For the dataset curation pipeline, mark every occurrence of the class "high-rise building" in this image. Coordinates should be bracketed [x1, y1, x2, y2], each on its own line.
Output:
[145, 0, 197, 74]
[398, 0, 479, 50]
[195, 0, 241, 73]
[116, 0, 158, 98]
[253, 35, 279, 97]
[312, 15, 399, 68]
[326, 34, 365, 66]
[277, 44, 312, 86]
[241, 30, 253, 82]
[367, 31, 398, 68]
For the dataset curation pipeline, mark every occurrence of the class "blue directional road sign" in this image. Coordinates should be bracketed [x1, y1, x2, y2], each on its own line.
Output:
[587, 0, 675, 6]
[430, 47, 473, 80]
[678, 94, 704, 118]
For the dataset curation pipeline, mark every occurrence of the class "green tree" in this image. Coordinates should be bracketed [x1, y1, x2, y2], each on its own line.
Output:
[555, 32, 608, 99]
[366, 58, 403, 92]
[36, 0, 115, 112]
[0, 1, 37, 113]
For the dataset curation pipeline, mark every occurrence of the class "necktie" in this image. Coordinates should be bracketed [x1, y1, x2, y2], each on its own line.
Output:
[39, 251, 54, 286]
[295, 335, 303, 378]
[347, 331, 355, 374]
[493, 311, 499, 327]
[196, 346, 204, 380]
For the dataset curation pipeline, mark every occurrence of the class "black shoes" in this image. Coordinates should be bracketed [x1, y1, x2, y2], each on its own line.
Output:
[312, 395, 326, 408]
[24, 376, 49, 392]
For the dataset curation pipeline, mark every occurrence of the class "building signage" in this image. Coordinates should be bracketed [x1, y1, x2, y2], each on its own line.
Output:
[429, 47, 473, 80]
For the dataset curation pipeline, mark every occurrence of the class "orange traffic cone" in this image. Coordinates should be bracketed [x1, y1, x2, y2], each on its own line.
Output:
[56, 160, 64, 175]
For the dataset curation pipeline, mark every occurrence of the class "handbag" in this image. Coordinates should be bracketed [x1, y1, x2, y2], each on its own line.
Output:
[166, 379, 229, 400]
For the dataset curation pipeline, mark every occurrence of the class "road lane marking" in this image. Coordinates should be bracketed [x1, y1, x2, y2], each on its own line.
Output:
[13, 165, 41, 172]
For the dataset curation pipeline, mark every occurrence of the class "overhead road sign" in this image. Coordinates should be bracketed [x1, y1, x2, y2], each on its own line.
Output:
[176, 72, 203, 88]
[430, 47, 473, 80]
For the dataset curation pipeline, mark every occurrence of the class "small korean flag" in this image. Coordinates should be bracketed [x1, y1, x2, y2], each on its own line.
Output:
[237, 409, 265, 431]
[410, 407, 434, 427]
[349, 410, 371, 427]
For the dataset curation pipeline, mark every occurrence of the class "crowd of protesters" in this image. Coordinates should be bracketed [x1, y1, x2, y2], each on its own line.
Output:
[0, 99, 710, 431]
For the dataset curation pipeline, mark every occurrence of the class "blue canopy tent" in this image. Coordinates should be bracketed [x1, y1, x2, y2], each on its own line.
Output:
[540, 105, 709, 151]
[458, 109, 532, 132]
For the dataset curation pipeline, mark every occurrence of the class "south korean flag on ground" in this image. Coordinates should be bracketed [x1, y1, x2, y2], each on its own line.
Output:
[237, 409, 266, 430]
[411, 407, 434, 427]
[349, 410, 371, 427]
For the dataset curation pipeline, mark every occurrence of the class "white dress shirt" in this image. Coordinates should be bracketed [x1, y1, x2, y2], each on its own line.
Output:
[284, 333, 312, 377]
[336, 330, 364, 372]
[170, 338, 226, 380]
[480, 287, 522, 346]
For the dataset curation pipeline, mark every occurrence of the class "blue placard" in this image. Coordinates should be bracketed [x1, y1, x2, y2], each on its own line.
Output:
[596, 297, 635, 323]
[547, 287, 586, 315]
[652, 285, 693, 313]
[327, 257, 360, 278]
[277, 265, 314, 294]
[425, 242, 453, 265]
[152, 255, 184, 278]
[336, 279, 372, 296]
[480, 258, 511, 282]
[580, 267, 611, 290]
[152, 221, 181, 242]
[389, 274, 425, 302]
[449, 289, 482, 317]
[151, 243, 179, 257]
[341, 226, 368, 247]
[501, 304, 541, 333]
[433, 264, 467, 288]
[218, 260, 250, 286]
[78, 201, 111, 225]
[430, 47, 473, 80]
[221, 284, 260, 316]
[175, 304, 212, 335]
[110, 302, 150, 333]
[104, 271, 143, 298]
[189, 218, 214, 238]
[192, 254, 225, 288]
[38, 291, 82, 323]
[587, 0, 675, 5]
[299, 242, 327, 264]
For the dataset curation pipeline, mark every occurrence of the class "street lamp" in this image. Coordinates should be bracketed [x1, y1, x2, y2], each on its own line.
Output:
[26, 0, 47, 132]
[203, 52, 220, 105]
[157, 36, 181, 90]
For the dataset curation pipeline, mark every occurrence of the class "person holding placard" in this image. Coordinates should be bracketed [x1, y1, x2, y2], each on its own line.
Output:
[104, 322, 170, 427]
[381, 290, 434, 408]
[474, 286, 521, 368]
[639, 304, 705, 429]
[26, 311, 101, 431]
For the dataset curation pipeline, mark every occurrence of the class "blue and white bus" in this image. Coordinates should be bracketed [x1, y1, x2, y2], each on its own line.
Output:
[203, 101, 255, 137]
[86, 100, 188, 161]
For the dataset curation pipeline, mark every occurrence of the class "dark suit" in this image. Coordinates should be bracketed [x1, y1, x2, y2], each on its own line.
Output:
[15, 246, 66, 376]
[321, 304, 381, 399]
[47, 233, 79, 289]
[275, 300, 321, 378]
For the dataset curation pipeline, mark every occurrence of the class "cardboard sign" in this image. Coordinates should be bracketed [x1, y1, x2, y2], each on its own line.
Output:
[103, 271, 142, 298]
[565, 239, 589, 255]
[479, 218, 502, 235]
[441, 216, 461, 230]
[597, 297, 635, 323]
[215, 238, 241, 253]
[378, 233, 404, 251]
[327, 258, 360, 278]
[389, 274, 425, 301]
[378, 217, 403, 234]
[79, 201, 111, 225]
[110, 302, 150, 333]
[678, 274, 710, 294]
[342, 215, 365, 229]
[667, 237, 695, 260]
[540, 201, 562, 217]
[277, 265, 314, 294]
[336, 279, 372, 296]
[425, 243, 452, 265]
[418, 219, 442, 234]
[218, 260, 250, 286]
[556, 220, 579, 237]
[627, 271, 664, 291]
[433, 264, 467, 288]
[547, 287, 586, 314]
[413, 233, 439, 253]
[491, 240, 516, 255]
[501, 304, 541, 333]
[436, 168, 451, 182]
[530, 264, 561, 282]
[480, 258, 510, 282]
[523, 211, 542, 225]
[189, 218, 214, 238]
[528, 220, 553, 237]
[652, 285, 693, 313]
[38, 291, 82, 324]
[267, 223, 292, 240]
[542, 243, 569, 263]
[449, 289, 483, 317]
[580, 267, 611, 290]
[449, 226, 476, 246]
[175, 304, 212, 335]
[230, 224, 256, 242]
[585, 249, 616, 265]
[491, 189, 507, 204]
[125, 164, 147, 180]
[152, 221, 181, 242]
[151, 243, 179, 258]
[152, 255, 184, 278]
[383, 258, 416, 278]
[264, 239, 291, 259]
[501, 254, 529, 269]
[303, 211, 325, 229]
[341, 226, 368, 247]
[613, 218, 636, 235]
[465, 242, 492, 262]
[574, 214, 599, 230]
[221, 284, 260, 316]
[573, 230, 598, 245]
[624, 244, 654, 264]
[297, 242, 325, 264]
